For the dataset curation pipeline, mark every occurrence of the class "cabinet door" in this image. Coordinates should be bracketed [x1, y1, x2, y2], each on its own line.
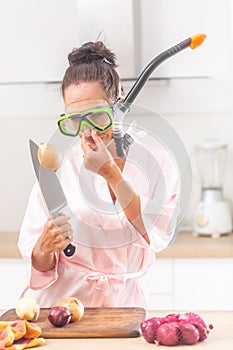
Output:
[0, 259, 29, 310]
[140, 0, 231, 79]
[0, 0, 79, 82]
[76, 0, 136, 79]
[174, 258, 233, 310]
[142, 259, 174, 310]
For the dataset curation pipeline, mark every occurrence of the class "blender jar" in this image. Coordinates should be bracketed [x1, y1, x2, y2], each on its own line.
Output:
[195, 139, 227, 190]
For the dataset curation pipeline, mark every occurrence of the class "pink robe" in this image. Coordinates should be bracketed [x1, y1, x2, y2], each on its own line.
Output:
[18, 141, 179, 308]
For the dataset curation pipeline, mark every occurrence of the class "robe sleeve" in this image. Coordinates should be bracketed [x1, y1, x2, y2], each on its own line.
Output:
[116, 145, 180, 253]
[140, 149, 180, 252]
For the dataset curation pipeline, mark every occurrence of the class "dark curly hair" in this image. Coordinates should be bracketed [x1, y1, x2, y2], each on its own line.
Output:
[62, 41, 120, 101]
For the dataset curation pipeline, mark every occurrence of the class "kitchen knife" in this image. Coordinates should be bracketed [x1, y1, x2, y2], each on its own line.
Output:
[29, 139, 75, 257]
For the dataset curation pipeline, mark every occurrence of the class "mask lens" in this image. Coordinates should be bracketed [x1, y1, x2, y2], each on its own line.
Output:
[87, 111, 112, 130]
[59, 115, 81, 136]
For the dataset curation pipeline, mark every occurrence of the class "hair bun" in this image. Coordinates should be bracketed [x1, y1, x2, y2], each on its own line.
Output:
[68, 41, 117, 67]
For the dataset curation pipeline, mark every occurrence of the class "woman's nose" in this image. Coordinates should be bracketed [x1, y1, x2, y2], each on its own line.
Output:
[80, 124, 92, 136]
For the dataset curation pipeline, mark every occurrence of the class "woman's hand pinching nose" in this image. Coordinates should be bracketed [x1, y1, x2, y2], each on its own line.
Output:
[81, 130, 114, 176]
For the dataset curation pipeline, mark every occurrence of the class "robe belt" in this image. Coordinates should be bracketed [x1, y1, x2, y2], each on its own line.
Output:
[85, 270, 145, 294]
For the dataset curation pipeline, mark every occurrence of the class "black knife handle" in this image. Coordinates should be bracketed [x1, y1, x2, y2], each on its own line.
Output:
[51, 209, 76, 257]
[63, 243, 76, 257]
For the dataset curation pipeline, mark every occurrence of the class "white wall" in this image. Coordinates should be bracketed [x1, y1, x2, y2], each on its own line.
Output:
[1, 79, 232, 231]
[0, 0, 233, 232]
[131, 78, 233, 228]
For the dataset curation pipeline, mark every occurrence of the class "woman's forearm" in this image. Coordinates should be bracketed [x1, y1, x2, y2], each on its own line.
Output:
[105, 164, 150, 244]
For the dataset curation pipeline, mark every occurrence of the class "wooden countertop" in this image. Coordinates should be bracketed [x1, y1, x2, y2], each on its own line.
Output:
[0, 232, 21, 258]
[157, 231, 233, 258]
[0, 231, 233, 259]
[0, 310, 232, 349]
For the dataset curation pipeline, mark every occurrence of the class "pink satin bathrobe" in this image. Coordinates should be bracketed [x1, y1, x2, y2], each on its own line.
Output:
[18, 140, 179, 308]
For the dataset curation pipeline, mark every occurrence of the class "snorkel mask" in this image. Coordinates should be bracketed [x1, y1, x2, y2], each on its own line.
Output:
[112, 33, 206, 158]
[57, 100, 114, 138]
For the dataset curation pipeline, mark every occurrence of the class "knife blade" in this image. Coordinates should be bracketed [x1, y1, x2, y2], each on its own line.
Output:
[29, 139, 75, 257]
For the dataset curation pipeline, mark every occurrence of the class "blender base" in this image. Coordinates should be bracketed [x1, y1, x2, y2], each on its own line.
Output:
[193, 199, 232, 238]
[192, 231, 231, 238]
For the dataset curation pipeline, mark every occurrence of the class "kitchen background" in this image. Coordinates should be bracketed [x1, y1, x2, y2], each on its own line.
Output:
[0, 0, 233, 310]
[1, 0, 233, 232]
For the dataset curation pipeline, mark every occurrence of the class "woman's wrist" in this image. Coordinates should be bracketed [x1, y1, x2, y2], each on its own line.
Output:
[32, 245, 56, 272]
[99, 161, 122, 182]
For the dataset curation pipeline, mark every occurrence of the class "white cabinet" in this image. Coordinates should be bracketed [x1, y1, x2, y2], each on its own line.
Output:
[142, 259, 174, 310]
[76, 0, 136, 79]
[1, 0, 232, 83]
[0, 259, 29, 310]
[0, 0, 79, 82]
[142, 258, 233, 310]
[174, 258, 233, 310]
[140, 0, 232, 79]
[1, 258, 232, 311]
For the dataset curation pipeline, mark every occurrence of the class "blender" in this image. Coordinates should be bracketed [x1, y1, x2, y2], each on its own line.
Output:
[193, 139, 232, 237]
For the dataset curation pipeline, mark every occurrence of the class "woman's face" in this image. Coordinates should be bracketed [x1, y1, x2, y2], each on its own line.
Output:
[63, 82, 114, 144]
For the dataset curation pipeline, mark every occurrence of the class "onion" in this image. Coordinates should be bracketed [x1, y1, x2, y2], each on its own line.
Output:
[48, 306, 71, 327]
[157, 322, 179, 346]
[38, 142, 62, 171]
[183, 312, 214, 341]
[141, 312, 213, 345]
[140, 317, 163, 343]
[15, 297, 40, 321]
[163, 313, 180, 323]
[179, 322, 200, 345]
[59, 297, 84, 322]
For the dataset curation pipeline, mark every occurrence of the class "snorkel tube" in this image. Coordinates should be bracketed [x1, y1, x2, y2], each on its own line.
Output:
[112, 33, 206, 157]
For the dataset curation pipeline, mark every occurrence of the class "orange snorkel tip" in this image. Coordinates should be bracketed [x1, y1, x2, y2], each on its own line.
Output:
[190, 33, 207, 50]
[124, 33, 207, 106]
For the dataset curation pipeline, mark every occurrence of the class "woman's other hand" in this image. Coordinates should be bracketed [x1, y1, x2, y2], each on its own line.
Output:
[81, 129, 117, 178]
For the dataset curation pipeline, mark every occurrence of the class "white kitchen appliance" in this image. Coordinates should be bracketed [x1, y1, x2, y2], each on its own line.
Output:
[193, 139, 232, 237]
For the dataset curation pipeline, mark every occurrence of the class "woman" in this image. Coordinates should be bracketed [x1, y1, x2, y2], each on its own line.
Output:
[18, 41, 179, 308]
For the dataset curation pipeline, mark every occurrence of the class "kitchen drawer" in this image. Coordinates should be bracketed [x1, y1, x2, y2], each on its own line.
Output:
[0, 259, 29, 309]
[173, 258, 233, 310]
[142, 259, 173, 294]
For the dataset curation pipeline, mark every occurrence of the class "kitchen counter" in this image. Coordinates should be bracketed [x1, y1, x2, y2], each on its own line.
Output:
[0, 231, 232, 259]
[157, 231, 233, 258]
[0, 232, 21, 258]
[0, 310, 232, 349]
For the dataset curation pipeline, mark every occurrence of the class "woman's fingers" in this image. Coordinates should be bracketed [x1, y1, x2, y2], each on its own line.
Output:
[91, 129, 103, 146]
[81, 134, 91, 154]
[52, 214, 69, 227]
[41, 218, 73, 254]
[56, 223, 72, 234]
[49, 214, 73, 239]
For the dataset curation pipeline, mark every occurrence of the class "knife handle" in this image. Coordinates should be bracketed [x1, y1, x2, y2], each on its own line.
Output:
[51, 210, 76, 257]
[63, 243, 76, 257]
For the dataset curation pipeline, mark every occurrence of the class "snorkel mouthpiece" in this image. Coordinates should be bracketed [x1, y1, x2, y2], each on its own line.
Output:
[113, 33, 207, 157]
[112, 100, 130, 158]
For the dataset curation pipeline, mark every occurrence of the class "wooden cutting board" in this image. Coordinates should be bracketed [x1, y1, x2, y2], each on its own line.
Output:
[0, 307, 147, 338]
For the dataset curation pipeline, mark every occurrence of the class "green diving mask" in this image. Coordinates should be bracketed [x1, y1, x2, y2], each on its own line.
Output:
[57, 107, 114, 137]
